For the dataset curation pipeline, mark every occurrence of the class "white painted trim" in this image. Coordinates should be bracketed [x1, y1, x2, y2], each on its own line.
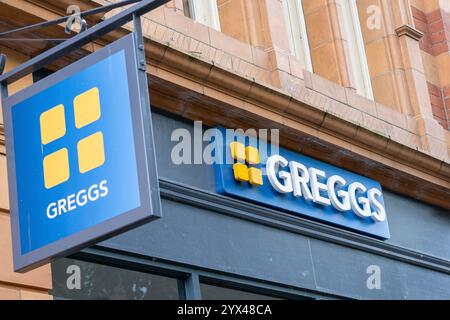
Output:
[296, 0, 313, 72]
[283, 0, 313, 72]
[341, 0, 374, 99]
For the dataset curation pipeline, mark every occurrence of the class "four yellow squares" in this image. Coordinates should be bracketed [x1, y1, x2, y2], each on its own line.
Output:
[230, 142, 263, 186]
[40, 87, 105, 189]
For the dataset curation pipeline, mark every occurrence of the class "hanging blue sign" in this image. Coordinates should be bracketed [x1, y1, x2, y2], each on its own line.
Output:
[2, 34, 161, 272]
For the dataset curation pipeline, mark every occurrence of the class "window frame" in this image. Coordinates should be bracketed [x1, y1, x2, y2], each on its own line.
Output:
[185, 0, 221, 31]
[282, 0, 313, 73]
[340, 0, 374, 100]
[64, 247, 343, 300]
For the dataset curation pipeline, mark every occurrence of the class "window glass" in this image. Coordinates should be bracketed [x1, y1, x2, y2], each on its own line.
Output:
[200, 282, 285, 300]
[184, 0, 221, 31]
[50, 258, 181, 300]
[183, 0, 193, 18]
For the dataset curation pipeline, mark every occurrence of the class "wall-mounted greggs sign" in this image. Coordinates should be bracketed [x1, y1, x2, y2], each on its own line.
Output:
[213, 128, 390, 239]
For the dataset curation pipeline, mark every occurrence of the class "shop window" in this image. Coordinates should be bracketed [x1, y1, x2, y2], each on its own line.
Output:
[282, 0, 313, 72]
[183, 0, 221, 31]
[340, 0, 374, 99]
[200, 282, 285, 300]
[50, 258, 182, 300]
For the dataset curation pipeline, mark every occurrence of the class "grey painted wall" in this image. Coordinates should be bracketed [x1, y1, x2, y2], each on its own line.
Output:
[98, 111, 450, 299]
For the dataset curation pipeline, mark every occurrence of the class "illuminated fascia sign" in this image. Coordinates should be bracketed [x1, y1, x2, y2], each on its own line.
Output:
[214, 128, 390, 239]
[2, 34, 160, 272]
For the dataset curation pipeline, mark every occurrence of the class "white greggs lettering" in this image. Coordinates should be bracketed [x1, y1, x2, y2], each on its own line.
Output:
[266, 155, 386, 222]
[46, 180, 109, 220]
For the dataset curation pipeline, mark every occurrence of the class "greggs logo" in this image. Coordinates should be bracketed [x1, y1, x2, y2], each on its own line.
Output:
[228, 141, 386, 223]
[39, 87, 109, 220]
[230, 142, 263, 186]
[40, 87, 105, 189]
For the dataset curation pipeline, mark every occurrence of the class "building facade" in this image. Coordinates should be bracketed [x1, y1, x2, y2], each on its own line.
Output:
[0, 0, 449, 299]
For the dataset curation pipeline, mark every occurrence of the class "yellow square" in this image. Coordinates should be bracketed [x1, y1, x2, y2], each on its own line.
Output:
[43, 148, 70, 189]
[230, 142, 246, 161]
[245, 146, 260, 164]
[40, 104, 66, 145]
[233, 163, 249, 182]
[77, 131, 105, 173]
[248, 167, 263, 186]
[74, 87, 101, 129]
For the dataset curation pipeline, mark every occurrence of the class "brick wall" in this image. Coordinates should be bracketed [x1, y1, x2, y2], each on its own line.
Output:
[413, 5, 450, 129]
[427, 82, 448, 129]
[413, 6, 450, 56]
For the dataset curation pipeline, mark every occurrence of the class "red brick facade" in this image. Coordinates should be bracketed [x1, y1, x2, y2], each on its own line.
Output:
[427, 82, 448, 128]
[413, 6, 450, 129]
[413, 6, 450, 56]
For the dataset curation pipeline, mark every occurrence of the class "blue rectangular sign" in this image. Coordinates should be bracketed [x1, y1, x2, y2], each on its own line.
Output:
[214, 128, 390, 239]
[3, 34, 161, 272]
